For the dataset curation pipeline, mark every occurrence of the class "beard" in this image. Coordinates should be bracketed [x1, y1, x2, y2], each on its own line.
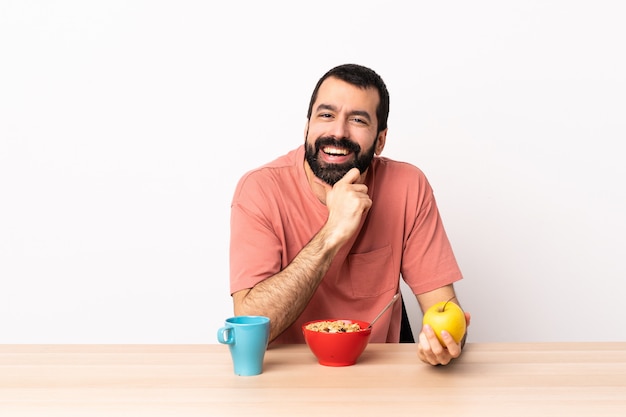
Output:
[305, 135, 377, 186]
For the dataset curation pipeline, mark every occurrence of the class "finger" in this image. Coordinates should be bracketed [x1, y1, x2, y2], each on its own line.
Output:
[336, 167, 361, 185]
[464, 312, 471, 327]
[423, 324, 445, 354]
[422, 323, 433, 338]
[440, 331, 461, 358]
[418, 326, 444, 365]
[417, 331, 437, 365]
[423, 326, 455, 365]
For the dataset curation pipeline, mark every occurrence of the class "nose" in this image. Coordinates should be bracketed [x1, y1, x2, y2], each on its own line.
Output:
[327, 118, 348, 139]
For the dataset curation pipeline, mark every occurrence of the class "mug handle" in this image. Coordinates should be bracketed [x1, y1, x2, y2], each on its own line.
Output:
[217, 325, 235, 344]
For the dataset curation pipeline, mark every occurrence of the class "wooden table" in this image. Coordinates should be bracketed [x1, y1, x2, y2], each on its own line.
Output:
[1, 343, 625, 416]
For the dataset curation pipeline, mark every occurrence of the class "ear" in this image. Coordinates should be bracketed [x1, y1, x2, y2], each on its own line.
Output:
[303, 121, 310, 142]
[375, 129, 388, 155]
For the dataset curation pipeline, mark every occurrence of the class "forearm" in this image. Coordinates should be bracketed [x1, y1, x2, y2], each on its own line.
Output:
[233, 226, 344, 342]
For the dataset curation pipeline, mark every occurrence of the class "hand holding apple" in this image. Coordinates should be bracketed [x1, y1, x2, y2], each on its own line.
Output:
[422, 299, 467, 347]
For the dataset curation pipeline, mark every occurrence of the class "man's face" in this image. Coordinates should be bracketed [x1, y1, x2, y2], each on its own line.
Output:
[304, 77, 386, 186]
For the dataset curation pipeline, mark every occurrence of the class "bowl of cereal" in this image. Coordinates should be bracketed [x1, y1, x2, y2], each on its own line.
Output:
[302, 319, 372, 366]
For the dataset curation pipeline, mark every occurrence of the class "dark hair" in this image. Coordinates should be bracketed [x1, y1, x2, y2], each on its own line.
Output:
[306, 64, 390, 133]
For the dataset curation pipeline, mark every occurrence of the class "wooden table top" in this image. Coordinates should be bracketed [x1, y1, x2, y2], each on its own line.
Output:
[1, 342, 625, 416]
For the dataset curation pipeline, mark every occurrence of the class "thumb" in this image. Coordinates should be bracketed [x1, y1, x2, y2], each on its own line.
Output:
[336, 167, 361, 185]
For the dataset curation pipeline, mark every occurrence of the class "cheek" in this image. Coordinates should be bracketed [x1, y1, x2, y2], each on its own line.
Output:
[306, 125, 324, 141]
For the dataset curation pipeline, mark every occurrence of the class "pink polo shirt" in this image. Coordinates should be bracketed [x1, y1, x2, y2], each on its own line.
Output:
[230, 145, 462, 344]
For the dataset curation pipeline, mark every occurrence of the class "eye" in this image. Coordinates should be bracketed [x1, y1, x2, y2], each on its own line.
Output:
[351, 116, 368, 125]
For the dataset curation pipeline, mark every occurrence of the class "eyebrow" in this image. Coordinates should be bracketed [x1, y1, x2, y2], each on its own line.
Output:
[316, 104, 372, 122]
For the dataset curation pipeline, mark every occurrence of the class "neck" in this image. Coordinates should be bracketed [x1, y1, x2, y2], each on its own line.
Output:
[303, 160, 369, 205]
[303, 160, 329, 204]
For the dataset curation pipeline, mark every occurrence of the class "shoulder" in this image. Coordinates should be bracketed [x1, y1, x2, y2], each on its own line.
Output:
[369, 156, 436, 210]
[232, 146, 303, 202]
[371, 155, 430, 186]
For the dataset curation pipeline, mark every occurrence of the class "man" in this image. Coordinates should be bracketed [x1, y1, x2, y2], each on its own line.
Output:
[229, 64, 470, 365]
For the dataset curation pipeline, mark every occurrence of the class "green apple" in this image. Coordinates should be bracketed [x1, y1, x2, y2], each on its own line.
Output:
[422, 300, 466, 347]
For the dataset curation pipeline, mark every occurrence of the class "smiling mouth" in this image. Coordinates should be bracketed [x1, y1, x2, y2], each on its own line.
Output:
[322, 146, 350, 156]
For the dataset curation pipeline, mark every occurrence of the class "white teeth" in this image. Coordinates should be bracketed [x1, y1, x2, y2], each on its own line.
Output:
[322, 146, 349, 155]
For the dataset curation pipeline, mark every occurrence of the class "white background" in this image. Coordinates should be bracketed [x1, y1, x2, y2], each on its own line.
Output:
[1, 1, 625, 343]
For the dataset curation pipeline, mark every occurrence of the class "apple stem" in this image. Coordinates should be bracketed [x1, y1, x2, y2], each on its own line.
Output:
[442, 296, 456, 311]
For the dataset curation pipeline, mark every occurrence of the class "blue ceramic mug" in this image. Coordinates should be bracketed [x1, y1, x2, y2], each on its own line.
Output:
[217, 316, 270, 376]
